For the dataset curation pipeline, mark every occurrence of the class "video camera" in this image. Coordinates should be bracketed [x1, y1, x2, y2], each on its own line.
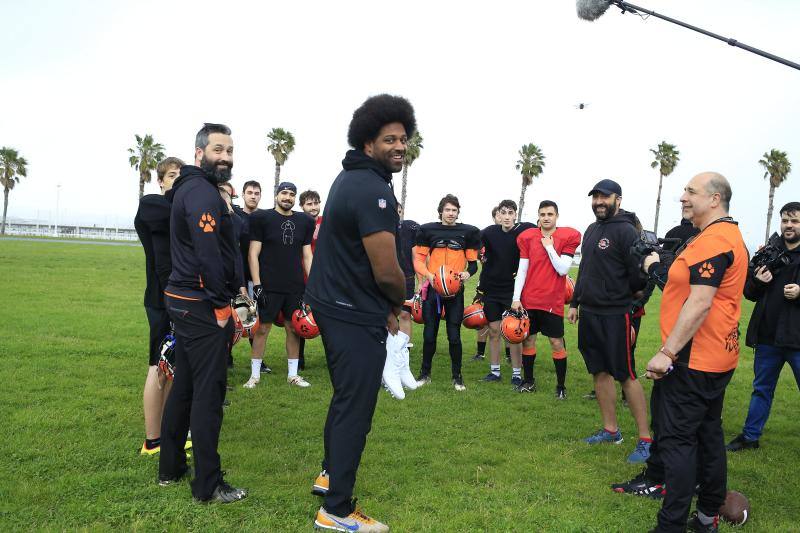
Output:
[630, 230, 682, 272]
[750, 232, 790, 275]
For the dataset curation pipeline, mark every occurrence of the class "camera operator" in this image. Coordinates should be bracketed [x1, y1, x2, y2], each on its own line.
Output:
[727, 201, 800, 452]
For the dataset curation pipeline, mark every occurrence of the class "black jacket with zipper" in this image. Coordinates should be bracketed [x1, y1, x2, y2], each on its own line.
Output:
[165, 165, 238, 309]
[571, 210, 647, 315]
[744, 244, 800, 350]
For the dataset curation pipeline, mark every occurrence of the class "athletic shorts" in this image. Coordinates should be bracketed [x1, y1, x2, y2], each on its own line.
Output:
[405, 276, 416, 300]
[577, 309, 636, 382]
[258, 291, 302, 324]
[145, 306, 171, 366]
[483, 299, 509, 323]
[526, 309, 564, 338]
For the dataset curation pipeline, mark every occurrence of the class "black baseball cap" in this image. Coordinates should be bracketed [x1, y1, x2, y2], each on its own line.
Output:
[588, 179, 622, 196]
[276, 181, 297, 194]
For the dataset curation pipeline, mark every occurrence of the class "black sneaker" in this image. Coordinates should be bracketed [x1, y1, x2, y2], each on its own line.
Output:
[726, 433, 759, 452]
[158, 466, 193, 486]
[260, 362, 272, 374]
[555, 386, 567, 400]
[471, 353, 485, 361]
[610, 471, 665, 500]
[453, 375, 466, 391]
[686, 511, 719, 533]
[198, 481, 248, 504]
[516, 379, 536, 393]
[511, 376, 523, 387]
[481, 372, 501, 382]
[583, 390, 596, 400]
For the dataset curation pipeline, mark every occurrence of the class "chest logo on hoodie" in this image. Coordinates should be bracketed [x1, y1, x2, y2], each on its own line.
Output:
[598, 238, 610, 250]
[198, 213, 216, 233]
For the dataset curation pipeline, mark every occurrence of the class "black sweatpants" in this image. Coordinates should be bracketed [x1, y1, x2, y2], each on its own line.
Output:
[654, 365, 734, 532]
[317, 312, 387, 517]
[160, 295, 232, 500]
[420, 291, 464, 379]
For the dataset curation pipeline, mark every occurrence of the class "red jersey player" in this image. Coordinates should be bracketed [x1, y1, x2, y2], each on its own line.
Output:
[512, 200, 581, 398]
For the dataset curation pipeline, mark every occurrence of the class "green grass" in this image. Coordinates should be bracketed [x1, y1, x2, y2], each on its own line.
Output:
[1, 240, 798, 532]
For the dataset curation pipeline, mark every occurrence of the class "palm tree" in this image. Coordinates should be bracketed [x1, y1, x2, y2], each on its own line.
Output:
[267, 128, 296, 195]
[0, 147, 29, 235]
[515, 143, 545, 221]
[400, 131, 424, 220]
[650, 141, 680, 235]
[759, 149, 792, 243]
[128, 134, 165, 199]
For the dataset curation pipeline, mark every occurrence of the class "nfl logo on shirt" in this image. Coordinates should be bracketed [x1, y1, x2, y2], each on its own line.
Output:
[378, 198, 387, 209]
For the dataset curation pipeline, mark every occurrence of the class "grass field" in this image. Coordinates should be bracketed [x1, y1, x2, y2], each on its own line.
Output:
[1, 239, 798, 532]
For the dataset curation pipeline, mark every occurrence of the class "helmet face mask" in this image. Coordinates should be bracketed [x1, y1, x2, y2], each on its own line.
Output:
[232, 294, 258, 329]
[157, 327, 177, 380]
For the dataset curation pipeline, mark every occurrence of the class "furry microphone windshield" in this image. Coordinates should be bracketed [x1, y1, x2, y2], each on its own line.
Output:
[577, 0, 613, 21]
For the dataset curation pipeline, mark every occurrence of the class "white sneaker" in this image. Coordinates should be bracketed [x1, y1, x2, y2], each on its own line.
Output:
[243, 377, 260, 389]
[396, 335, 418, 391]
[288, 375, 311, 388]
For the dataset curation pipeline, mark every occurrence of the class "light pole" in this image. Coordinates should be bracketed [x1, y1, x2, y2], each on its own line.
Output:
[54, 184, 61, 237]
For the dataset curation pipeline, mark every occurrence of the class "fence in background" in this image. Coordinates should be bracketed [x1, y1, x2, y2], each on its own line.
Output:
[1, 223, 138, 241]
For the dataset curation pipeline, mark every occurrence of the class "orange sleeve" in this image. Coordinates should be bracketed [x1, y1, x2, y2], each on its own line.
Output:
[414, 246, 431, 277]
[465, 249, 479, 262]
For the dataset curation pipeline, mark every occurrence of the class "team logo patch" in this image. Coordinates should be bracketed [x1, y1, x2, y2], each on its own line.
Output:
[378, 198, 387, 209]
[598, 238, 610, 249]
[699, 262, 715, 278]
[198, 213, 216, 232]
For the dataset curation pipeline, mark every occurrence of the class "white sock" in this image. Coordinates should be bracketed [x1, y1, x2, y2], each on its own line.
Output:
[490, 364, 501, 377]
[251, 359, 262, 380]
[288, 358, 299, 377]
[512, 367, 521, 378]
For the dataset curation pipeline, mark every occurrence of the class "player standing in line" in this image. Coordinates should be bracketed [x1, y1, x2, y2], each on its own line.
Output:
[397, 203, 420, 337]
[512, 200, 581, 398]
[245, 182, 314, 388]
[414, 194, 481, 391]
[473, 206, 503, 361]
[567, 179, 653, 464]
[299, 189, 323, 370]
[478, 199, 535, 386]
[134, 156, 185, 455]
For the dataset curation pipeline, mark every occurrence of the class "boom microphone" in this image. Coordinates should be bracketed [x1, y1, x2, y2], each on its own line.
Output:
[576, 0, 612, 22]
[575, 0, 800, 71]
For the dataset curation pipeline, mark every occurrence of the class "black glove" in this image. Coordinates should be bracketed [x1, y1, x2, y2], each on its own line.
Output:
[473, 288, 484, 304]
[253, 284, 265, 306]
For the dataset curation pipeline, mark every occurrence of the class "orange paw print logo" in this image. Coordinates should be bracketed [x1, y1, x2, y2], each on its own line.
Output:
[698, 262, 715, 278]
[198, 213, 216, 233]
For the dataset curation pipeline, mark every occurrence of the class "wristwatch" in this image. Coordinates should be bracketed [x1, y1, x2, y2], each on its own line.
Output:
[659, 346, 678, 363]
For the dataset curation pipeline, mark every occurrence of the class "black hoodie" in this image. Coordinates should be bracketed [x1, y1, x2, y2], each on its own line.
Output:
[165, 165, 238, 309]
[571, 210, 647, 314]
[305, 150, 401, 326]
[134, 194, 171, 309]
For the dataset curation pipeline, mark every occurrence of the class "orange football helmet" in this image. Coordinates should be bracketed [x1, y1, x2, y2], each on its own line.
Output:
[501, 309, 530, 344]
[291, 303, 320, 339]
[462, 303, 488, 329]
[433, 265, 462, 298]
[564, 275, 576, 304]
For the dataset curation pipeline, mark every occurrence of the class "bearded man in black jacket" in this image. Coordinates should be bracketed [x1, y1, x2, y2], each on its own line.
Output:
[158, 123, 246, 504]
[567, 179, 653, 464]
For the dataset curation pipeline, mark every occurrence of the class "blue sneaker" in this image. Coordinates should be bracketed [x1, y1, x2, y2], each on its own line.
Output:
[481, 372, 501, 382]
[627, 439, 652, 463]
[511, 376, 523, 387]
[584, 428, 623, 445]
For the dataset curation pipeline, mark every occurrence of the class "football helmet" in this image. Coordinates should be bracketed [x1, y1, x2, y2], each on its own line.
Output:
[291, 302, 320, 339]
[157, 327, 176, 381]
[564, 275, 576, 304]
[403, 293, 424, 324]
[462, 303, 488, 329]
[501, 309, 530, 344]
[433, 265, 461, 298]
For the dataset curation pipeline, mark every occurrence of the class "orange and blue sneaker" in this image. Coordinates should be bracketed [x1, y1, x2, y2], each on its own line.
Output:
[312, 470, 329, 496]
[314, 505, 388, 532]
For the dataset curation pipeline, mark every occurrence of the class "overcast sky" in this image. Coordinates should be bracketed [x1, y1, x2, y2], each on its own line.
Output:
[2, 0, 798, 250]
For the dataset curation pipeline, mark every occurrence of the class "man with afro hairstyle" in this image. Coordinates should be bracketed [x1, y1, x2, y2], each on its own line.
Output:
[306, 94, 414, 533]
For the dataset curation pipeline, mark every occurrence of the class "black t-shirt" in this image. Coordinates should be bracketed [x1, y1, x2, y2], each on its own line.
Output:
[249, 209, 313, 294]
[306, 150, 400, 327]
[398, 219, 419, 278]
[479, 222, 535, 301]
[233, 205, 259, 283]
[134, 194, 171, 309]
[758, 247, 800, 344]
[664, 219, 700, 249]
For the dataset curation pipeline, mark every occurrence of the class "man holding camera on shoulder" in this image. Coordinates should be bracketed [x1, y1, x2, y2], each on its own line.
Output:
[727, 201, 800, 452]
